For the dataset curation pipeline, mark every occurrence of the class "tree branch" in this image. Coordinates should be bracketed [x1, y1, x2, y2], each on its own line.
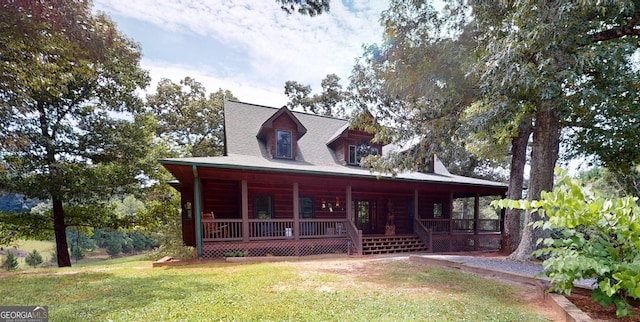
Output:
[590, 10, 640, 42]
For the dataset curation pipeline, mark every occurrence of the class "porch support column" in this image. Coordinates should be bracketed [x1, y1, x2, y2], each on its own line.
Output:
[474, 193, 480, 234]
[449, 191, 454, 236]
[242, 180, 249, 242]
[413, 189, 419, 221]
[293, 182, 299, 240]
[346, 186, 352, 222]
[474, 193, 480, 251]
[193, 165, 203, 259]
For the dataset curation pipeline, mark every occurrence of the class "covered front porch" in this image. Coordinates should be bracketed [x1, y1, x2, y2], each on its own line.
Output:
[200, 215, 503, 258]
[164, 163, 507, 259]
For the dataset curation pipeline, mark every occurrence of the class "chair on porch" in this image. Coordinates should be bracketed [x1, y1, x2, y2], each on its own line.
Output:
[202, 212, 228, 238]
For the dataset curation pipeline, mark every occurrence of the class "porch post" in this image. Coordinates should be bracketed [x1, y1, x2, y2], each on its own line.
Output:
[448, 192, 453, 252]
[413, 189, 419, 220]
[449, 192, 454, 236]
[474, 194, 480, 234]
[193, 165, 203, 259]
[293, 182, 299, 240]
[474, 193, 480, 251]
[346, 185, 352, 222]
[242, 180, 249, 242]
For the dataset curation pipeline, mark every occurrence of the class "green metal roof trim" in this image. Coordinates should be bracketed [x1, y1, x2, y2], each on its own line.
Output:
[159, 154, 507, 188]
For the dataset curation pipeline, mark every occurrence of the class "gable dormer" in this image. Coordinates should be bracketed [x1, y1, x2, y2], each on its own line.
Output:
[256, 106, 307, 160]
[327, 125, 382, 166]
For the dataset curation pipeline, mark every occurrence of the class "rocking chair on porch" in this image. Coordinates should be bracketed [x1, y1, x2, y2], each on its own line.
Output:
[202, 212, 228, 238]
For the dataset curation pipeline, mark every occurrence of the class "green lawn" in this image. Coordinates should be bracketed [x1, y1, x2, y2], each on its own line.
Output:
[0, 257, 548, 321]
[6, 239, 56, 266]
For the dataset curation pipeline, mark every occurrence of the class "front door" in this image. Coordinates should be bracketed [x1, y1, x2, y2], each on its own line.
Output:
[354, 200, 376, 234]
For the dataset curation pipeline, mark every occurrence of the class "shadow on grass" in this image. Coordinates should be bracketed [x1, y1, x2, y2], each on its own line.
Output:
[1, 270, 226, 321]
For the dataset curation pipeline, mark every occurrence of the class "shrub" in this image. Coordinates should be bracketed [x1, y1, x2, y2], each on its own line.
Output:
[223, 251, 245, 257]
[25, 249, 43, 268]
[70, 245, 84, 261]
[494, 169, 640, 317]
[2, 250, 18, 271]
[105, 238, 122, 257]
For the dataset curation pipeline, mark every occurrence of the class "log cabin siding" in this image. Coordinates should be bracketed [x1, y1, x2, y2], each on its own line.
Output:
[202, 179, 240, 218]
[247, 182, 293, 218]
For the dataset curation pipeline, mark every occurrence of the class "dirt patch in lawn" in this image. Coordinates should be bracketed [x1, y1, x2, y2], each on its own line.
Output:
[286, 256, 564, 321]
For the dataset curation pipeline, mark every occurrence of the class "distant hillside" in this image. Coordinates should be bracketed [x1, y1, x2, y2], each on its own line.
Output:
[0, 193, 38, 212]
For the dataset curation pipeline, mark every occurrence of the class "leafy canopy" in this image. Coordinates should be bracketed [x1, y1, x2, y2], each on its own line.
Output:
[0, 0, 153, 266]
[146, 77, 237, 157]
[494, 169, 640, 317]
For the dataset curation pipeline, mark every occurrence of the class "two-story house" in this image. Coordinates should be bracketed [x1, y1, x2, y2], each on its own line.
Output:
[160, 100, 507, 259]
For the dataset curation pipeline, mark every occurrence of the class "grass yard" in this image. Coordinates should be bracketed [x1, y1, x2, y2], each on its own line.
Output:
[0, 256, 551, 321]
[3, 239, 56, 266]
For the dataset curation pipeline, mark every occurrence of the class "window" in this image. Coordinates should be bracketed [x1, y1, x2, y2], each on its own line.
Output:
[254, 195, 273, 219]
[348, 145, 358, 165]
[433, 202, 443, 218]
[299, 197, 314, 218]
[276, 130, 292, 159]
[348, 142, 379, 165]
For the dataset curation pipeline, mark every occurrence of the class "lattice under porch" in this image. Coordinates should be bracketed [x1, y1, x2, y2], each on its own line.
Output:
[202, 238, 351, 258]
[361, 235, 428, 255]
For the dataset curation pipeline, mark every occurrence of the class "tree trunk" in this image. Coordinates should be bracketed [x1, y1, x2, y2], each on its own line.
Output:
[501, 118, 532, 254]
[53, 198, 71, 267]
[508, 107, 559, 261]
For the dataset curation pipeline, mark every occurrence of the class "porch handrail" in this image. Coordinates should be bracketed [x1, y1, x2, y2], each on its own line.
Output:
[413, 218, 431, 252]
[202, 218, 243, 241]
[345, 219, 362, 255]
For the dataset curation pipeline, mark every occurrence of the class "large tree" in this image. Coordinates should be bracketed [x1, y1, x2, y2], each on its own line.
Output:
[277, 0, 329, 16]
[146, 77, 237, 157]
[346, 1, 510, 179]
[0, 0, 152, 267]
[470, 0, 640, 260]
[285, 73, 348, 117]
[347, 0, 640, 259]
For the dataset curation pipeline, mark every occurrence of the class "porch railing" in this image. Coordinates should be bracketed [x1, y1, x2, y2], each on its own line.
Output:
[419, 218, 501, 235]
[478, 219, 500, 232]
[420, 218, 450, 234]
[203, 218, 351, 241]
[345, 219, 362, 255]
[413, 218, 431, 251]
[202, 219, 243, 241]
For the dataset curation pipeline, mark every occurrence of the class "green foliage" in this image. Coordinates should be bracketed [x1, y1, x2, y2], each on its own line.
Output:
[285, 73, 348, 117]
[70, 246, 85, 261]
[2, 250, 19, 271]
[25, 249, 43, 268]
[128, 230, 155, 251]
[346, 1, 508, 179]
[146, 207, 194, 261]
[66, 228, 97, 252]
[0, 0, 154, 267]
[494, 168, 640, 317]
[223, 251, 246, 257]
[146, 77, 237, 157]
[105, 238, 123, 258]
[277, 0, 329, 16]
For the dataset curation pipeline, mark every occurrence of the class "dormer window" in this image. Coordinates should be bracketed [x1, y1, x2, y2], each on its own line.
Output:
[348, 142, 379, 165]
[276, 130, 292, 159]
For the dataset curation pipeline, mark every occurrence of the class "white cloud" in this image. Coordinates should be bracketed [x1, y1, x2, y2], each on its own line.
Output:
[95, 0, 386, 104]
[141, 59, 288, 107]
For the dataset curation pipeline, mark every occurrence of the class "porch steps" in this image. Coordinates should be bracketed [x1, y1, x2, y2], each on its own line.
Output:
[361, 235, 428, 255]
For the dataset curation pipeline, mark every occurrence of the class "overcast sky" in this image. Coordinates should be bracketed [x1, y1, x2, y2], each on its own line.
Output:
[94, 0, 387, 107]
